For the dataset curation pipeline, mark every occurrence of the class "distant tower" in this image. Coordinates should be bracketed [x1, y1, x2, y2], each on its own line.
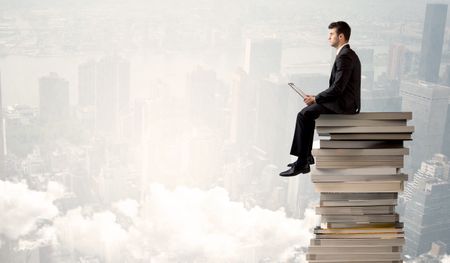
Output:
[400, 81, 450, 171]
[39, 72, 70, 122]
[356, 48, 374, 91]
[187, 67, 219, 124]
[78, 60, 96, 107]
[95, 56, 130, 134]
[0, 72, 4, 177]
[418, 3, 448, 83]
[388, 44, 413, 81]
[403, 154, 450, 257]
[244, 38, 282, 78]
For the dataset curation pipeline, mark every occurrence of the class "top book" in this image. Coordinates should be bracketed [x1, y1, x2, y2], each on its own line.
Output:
[318, 112, 412, 121]
[316, 119, 407, 127]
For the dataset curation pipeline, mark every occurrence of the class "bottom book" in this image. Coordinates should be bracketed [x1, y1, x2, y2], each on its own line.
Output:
[306, 261, 402, 263]
[307, 238, 404, 262]
[306, 253, 402, 261]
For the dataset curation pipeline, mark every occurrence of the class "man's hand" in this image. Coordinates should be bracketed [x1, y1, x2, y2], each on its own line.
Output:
[304, 95, 316, 106]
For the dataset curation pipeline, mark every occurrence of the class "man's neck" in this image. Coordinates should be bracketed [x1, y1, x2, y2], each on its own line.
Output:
[336, 42, 349, 49]
[336, 42, 349, 55]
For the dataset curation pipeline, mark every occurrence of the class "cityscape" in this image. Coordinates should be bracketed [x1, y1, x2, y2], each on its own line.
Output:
[1, 0, 450, 262]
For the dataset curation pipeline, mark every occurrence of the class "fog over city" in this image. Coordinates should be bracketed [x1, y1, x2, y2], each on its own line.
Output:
[1, 0, 450, 262]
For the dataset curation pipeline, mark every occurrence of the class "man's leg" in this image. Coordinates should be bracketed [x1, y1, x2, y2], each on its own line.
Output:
[290, 103, 332, 161]
[281, 103, 332, 176]
[289, 109, 311, 164]
[302, 104, 334, 159]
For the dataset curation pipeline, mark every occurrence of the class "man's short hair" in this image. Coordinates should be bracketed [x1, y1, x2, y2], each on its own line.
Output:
[328, 21, 351, 41]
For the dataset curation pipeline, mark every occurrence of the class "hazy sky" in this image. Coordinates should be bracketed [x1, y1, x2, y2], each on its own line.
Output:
[1, 1, 449, 262]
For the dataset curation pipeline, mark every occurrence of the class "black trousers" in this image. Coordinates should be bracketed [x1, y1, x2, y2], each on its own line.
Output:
[290, 103, 334, 164]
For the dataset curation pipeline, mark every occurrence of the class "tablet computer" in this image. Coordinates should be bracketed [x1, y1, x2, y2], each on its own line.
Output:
[288, 82, 307, 98]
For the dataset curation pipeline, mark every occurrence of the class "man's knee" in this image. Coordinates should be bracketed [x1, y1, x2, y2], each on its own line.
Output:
[300, 106, 318, 120]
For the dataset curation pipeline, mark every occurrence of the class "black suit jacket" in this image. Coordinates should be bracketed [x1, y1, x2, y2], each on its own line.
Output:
[315, 44, 361, 114]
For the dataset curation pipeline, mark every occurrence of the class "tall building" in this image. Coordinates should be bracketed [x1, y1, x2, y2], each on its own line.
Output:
[244, 38, 282, 78]
[286, 171, 316, 218]
[400, 80, 450, 171]
[403, 154, 450, 201]
[418, 3, 448, 83]
[403, 154, 450, 257]
[38, 72, 70, 122]
[443, 98, 450, 158]
[443, 64, 450, 87]
[362, 77, 402, 112]
[0, 73, 4, 178]
[356, 48, 403, 112]
[388, 44, 414, 81]
[229, 69, 257, 149]
[187, 67, 219, 124]
[356, 48, 374, 91]
[78, 60, 96, 107]
[254, 78, 289, 165]
[95, 56, 130, 135]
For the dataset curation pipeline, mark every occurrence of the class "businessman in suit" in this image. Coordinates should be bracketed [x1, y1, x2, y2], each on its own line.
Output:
[280, 21, 361, 177]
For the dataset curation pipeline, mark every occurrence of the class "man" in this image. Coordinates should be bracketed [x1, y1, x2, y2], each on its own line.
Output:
[280, 21, 361, 177]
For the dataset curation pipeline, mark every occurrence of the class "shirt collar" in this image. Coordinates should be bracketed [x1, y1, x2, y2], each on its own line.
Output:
[336, 43, 349, 55]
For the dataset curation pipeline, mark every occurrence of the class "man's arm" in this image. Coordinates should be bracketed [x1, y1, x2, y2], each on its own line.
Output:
[315, 53, 354, 104]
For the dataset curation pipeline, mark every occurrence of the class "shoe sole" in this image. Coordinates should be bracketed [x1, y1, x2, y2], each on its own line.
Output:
[279, 167, 311, 177]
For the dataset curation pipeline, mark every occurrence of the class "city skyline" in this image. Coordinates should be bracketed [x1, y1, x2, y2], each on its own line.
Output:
[1, 0, 450, 262]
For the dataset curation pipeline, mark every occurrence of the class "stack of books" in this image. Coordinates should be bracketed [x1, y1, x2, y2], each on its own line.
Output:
[306, 112, 413, 263]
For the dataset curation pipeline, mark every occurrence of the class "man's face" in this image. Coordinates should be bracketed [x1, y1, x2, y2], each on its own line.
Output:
[328, 28, 341, 48]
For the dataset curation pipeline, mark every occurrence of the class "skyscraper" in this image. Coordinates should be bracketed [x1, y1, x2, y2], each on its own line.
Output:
[244, 38, 282, 78]
[443, 100, 450, 158]
[400, 80, 450, 171]
[38, 72, 70, 122]
[229, 69, 257, 148]
[187, 67, 219, 124]
[78, 60, 96, 107]
[254, 78, 289, 165]
[356, 48, 374, 91]
[418, 3, 448, 83]
[95, 56, 130, 135]
[388, 44, 413, 81]
[0, 72, 4, 177]
[403, 154, 450, 257]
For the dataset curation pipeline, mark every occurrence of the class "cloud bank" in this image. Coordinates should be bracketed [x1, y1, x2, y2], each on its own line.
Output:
[0, 180, 60, 240]
[0, 180, 317, 262]
[56, 184, 317, 262]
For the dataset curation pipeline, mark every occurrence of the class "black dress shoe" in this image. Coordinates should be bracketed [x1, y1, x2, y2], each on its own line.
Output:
[287, 156, 315, 167]
[279, 163, 310, 177]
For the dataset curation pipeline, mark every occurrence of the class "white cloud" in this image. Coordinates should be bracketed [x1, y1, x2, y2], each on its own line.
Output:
[47, 181, 66, 200]
[125, 184, 316, 261]
[54, 208, 128, 263]
[9, 182, 317, 262]
[0, 180, 60, 240]
[17, 225, 56, 251]
[442, 255, 450, 263]
[113, 198, 139, 218]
